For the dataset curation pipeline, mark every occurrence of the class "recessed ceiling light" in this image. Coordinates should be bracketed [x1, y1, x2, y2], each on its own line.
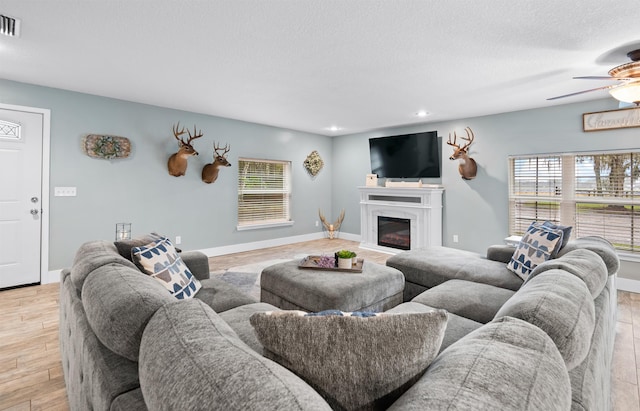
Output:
[415, 110, 431, 118]
[327, 126, 342, 132]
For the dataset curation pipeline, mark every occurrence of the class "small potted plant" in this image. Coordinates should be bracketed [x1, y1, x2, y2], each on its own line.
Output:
[335, 250, 356, 269]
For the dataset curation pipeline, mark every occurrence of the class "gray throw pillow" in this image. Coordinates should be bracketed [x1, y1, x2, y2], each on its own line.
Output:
[250, 309, 448, 411]
[114, 232, 162, 261]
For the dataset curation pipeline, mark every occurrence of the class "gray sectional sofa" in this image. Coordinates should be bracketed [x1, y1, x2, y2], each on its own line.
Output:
[60, 236, 619, 410]
[386, 236, 619, 411]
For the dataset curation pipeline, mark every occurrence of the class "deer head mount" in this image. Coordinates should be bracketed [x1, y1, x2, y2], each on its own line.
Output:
[167, 122, 203, 177]
[447, 127, 478, 180]
[202, 142, 231, 184]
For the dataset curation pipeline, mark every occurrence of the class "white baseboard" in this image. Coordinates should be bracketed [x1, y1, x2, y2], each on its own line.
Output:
[616, 277, 640, 293]
[43, 269, 62, 285]
[198, 232, 362, 257]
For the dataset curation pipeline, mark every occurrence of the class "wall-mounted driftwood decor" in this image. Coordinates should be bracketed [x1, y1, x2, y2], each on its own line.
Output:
[82, 135, 131, 159]
[583, 107, 640, 132]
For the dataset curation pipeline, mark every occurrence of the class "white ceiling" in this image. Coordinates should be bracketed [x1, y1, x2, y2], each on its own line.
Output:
[1, 0, 639, 136]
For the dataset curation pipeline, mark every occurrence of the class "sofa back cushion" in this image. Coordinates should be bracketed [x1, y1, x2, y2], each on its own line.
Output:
[525, 249, 608, 298]
[387, 317, 571, 411]
[82, 264, 174, 361]
[495, 270, 595, 370]
[557, 236, 619, 276]
[139, 299, 332, 411]
[70, 240, 138, 292]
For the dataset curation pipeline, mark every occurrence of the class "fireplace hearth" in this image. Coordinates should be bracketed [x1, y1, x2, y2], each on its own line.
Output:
[378, 216, 410, 250]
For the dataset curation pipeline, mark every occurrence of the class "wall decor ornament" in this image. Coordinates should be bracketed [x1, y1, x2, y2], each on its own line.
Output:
[319, 208, 345, 239]
[447, 127, 477, 180]
[168, 122, 203, 177]
[82, 135, 131, 159]
[303, 150, 324, 177]
[202, 142, 231, 184]
[582, 107, 640, 132]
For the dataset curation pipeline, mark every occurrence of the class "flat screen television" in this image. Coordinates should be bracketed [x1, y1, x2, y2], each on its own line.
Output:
[369, 131, 440, 178]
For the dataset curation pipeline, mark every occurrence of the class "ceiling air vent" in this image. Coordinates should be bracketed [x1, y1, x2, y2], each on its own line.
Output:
[0, 14, 20, 37]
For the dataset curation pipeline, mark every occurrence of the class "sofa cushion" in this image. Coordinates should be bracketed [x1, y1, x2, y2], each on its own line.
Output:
[525, 248, 608, 298]
[386, 247, 523, 292]
[132, 236, 201, 299]
[114, 232, 162, 261]
[219, 302, 281, 353]
[250, 309, 447, 411]
[557, 236, 620, 276]
[70, 240, 138, 292]
[385, 301, 483, 353]
[412, 279, 516, 323]
[507, 221, 564, 280]
[495, 270, 595, 370]
[195, 277, 258, 313]
[139, 299, 332, 411]
[387, 317, 571, 411]
[82, 264, 174, 361]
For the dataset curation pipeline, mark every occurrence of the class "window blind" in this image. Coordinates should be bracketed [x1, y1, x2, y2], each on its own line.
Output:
[509, 151, 640, 254]
[509, 155, 562, 235]
[237, 158, 291, 227]
[574, 153, 640, 253]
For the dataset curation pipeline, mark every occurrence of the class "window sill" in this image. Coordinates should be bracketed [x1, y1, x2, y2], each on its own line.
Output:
[618, 252, 640, 263]
[237, 221, 294, 231]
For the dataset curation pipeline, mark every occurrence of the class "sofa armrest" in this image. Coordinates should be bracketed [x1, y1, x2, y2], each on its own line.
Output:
[486, 245, 515, 264]
[180, 251, 210, 280]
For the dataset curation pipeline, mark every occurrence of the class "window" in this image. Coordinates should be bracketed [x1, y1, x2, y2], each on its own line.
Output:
[237, 158, 292, 229]
[509, 151, 640, 255]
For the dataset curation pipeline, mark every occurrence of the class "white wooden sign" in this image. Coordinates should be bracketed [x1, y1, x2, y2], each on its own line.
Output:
[583, 107, 640, 132]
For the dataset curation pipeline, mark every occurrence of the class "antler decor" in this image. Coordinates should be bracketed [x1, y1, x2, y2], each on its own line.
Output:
[202, 142, 232, 184]
[447, 127, 478, 180]
[319, 208, 345, 239]
[167, 122, 203, 177]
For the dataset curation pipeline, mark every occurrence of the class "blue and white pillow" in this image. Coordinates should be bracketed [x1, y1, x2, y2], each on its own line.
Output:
[507, 222, 564, 280]
[132, 236, 201, 299]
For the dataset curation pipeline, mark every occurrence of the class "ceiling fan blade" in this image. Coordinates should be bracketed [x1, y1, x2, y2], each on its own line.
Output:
[573, 76, 635, 81]
[547, 84, 616, 101]
[573, 76, 616, 80]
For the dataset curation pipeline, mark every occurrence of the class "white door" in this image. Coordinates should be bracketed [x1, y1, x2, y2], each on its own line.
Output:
[0, 108, 43, 288]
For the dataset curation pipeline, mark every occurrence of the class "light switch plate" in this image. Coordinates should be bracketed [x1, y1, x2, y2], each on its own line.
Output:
[54, 187, 77, 196]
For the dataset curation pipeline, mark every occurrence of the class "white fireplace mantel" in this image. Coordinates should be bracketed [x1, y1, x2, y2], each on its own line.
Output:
[358, 186, 444, 254]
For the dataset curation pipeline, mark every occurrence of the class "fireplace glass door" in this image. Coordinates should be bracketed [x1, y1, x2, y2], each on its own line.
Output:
[378, 216, 411, 250]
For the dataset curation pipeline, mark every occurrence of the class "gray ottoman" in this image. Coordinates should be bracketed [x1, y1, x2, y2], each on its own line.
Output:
[260, 260, 404, 312]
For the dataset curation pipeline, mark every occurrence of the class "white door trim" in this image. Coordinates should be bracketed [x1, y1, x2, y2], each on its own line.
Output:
[0, 102, 51, 284]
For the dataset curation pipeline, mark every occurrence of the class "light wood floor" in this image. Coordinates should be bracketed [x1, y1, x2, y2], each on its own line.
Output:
[0, 238, 639, 410]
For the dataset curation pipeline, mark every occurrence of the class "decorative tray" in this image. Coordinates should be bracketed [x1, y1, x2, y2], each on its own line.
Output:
[299, 255, 364, 273]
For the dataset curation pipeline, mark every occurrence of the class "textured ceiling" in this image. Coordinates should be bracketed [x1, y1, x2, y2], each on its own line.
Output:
[1, 0, 639, 136]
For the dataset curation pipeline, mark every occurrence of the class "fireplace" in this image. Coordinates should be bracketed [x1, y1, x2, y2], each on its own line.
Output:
[378, 216, 411, 250]
[359, 186, 443, 253]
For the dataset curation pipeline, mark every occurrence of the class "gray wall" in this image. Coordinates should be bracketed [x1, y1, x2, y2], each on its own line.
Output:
[2, 77, 638, 282]
[0, 79, 333, 270]
[332, 98, 640, 281]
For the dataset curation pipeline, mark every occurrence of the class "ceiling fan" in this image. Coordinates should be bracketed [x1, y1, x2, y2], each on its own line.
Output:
[548, 49, 640, 105]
